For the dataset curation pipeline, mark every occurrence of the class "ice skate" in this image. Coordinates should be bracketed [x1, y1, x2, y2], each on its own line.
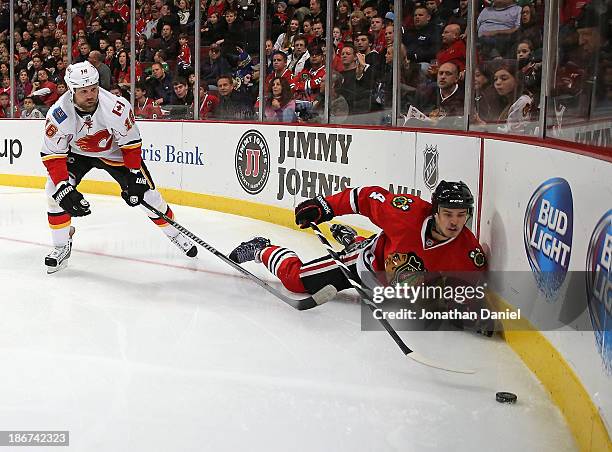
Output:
[170, 232, 198, 258]
[330, 224, 357, 249]
[46, 226, 75, 274]
[229, 237, 271, 264]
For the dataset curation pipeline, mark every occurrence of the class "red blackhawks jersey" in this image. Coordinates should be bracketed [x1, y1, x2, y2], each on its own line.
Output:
[326, 186, 486, 277]
[292, 65, 325, 101]
[41, 88, 142, 185]
[135, 97, 163, 119]
[199, 92, 220, 119]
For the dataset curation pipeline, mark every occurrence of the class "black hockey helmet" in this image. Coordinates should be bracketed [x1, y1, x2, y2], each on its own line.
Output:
[432, 181, 474, 216]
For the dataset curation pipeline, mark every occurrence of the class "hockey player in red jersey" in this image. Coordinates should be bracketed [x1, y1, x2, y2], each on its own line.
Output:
[42, 61, 197, 273]
[229, 181, 486, 295]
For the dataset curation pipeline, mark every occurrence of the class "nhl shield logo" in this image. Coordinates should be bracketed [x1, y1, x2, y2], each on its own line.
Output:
[423, 145, 439, 191]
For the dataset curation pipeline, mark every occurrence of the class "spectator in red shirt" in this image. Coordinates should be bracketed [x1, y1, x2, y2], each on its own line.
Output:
[272, 1, 289, 37]
[0, 92, 11, 118]
[256, 51, 294, 108]
[302, 17, 316, 44]
[114, 49, 143, 89]
[135, 9, 147, 36]
[208, 0, 227, 18]
[292, 44, 326, 102]
[104, 45, 120, 74]
[72, 9, 87, 35]
[265, 51, 293, 89]
[134, 81, 164, 119]
[198, 85, 220, 119]
[177, 33, 192, 75]
[435, 23, 466, 72]
[31, 69, 59, 107]
[370, 15, 386, 53]
[113, 0, 130, 23]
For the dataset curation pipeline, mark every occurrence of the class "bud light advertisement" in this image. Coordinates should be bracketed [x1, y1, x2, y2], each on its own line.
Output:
[524, 178, 573, 301]
[586, 210, 612, 375]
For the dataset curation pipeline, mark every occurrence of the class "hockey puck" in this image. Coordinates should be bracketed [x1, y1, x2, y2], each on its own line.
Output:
[496, 392, 517, 404]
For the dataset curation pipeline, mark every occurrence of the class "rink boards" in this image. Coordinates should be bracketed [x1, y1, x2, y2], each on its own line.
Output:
[0, 119, 610, 451]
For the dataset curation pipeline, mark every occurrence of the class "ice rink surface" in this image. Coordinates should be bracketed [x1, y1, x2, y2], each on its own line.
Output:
[0, 186, 576, 451]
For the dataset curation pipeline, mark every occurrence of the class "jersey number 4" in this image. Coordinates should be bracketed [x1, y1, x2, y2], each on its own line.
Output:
[369, 192, 386, 203]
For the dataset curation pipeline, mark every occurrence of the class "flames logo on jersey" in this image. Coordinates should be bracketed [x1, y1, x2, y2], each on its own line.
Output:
[385, 252, 426, 285]
[585, 210, 612, 375]
[76, 129, 113, 153]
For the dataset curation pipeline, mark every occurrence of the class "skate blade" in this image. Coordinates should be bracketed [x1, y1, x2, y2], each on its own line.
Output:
[46, 261, 68, 274]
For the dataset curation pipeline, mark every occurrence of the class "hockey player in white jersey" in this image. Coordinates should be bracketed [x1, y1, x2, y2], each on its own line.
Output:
[42, 61, 197, 273]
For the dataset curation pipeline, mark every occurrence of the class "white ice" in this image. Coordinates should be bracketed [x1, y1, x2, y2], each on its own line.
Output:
[0, 186, 576, 451]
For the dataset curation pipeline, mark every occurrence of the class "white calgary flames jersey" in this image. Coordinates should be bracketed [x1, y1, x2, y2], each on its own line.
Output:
[41, 88, 142, 184]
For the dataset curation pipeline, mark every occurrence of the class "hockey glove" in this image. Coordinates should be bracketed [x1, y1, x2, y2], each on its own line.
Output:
[53, 182, 91, 217]
[295, 196, 334, 229]
[121, 169, 149, 207]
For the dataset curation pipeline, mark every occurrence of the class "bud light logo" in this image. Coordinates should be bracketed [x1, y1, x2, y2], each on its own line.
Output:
[524, 178, 573, 300]
[585, 210, 612, 375]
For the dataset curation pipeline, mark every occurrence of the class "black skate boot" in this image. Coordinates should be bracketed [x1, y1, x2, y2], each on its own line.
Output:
[229, 237, 271, 264]
[46, 226, 75, 274]
[330, 224, 357, 249]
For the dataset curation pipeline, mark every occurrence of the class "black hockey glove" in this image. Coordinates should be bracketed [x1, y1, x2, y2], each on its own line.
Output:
[295, 196, 334, 229]
[53, 182, 91, 217]
[121, 169, 149, 207]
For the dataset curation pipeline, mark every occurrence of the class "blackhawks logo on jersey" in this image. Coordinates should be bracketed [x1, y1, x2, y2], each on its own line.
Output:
[391, 195, 413, 211]
[384, 251, 426, 285]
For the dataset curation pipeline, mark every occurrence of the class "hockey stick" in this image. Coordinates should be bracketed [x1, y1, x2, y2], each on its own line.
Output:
[141, 201, 337, 310]
[310, 223, 475, 374]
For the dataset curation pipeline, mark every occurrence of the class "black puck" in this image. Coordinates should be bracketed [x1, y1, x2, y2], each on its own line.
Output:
[496, 392, 517, 403]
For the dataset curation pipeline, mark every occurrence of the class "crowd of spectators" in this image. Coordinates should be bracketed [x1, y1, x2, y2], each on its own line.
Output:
[0, 0, 609, 134]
